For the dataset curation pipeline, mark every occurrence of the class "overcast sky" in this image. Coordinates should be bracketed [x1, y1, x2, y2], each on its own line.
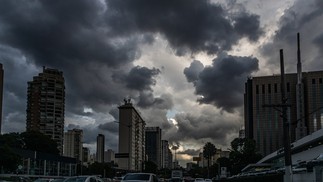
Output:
[1, 0, 323, 166]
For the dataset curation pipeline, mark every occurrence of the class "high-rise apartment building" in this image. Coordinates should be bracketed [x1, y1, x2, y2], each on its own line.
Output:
[82, 147, 90, 165]
[0, 63, 3, 134]
[118, 99, 146, 171]
[63, 129, 83, 161]
[104, 149, 115, 163]
[145, 126, 162, 169]
[96, 134, 105, 163]
[161, 140, 172, 169]
[244, 71, 323, 156]
[26, 67, 65, 154]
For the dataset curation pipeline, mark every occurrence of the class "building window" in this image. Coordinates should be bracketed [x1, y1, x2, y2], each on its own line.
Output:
[274, 83, 277, 93]
[312, 79, 316, 84]
[262, 84, 265, 94]
[268, 84, 271, 94]
[319, 78, 322, 84]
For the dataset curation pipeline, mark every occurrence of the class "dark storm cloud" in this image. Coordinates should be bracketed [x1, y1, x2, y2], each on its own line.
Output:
[166, 112, 239, 147]
[233, 12, 264, 41]
[185, 54, 258, 112]
[177, 149, 201, 156]
[107, 0, 263, 55]
[137, 91, 173, 109]
[98, 122, 119, 134]
[183, 60, 204, 83]
[123, 66, 161, 91]
[261, 0, 323, 71]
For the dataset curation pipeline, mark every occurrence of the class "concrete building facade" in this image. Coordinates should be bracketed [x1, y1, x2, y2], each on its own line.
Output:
[26, 67, 65, 154]
[145, 127, 162, 169]
[63, 129, 83, 161]
[244, 71, 323, 156]
[161, 140, 172, 169]
[118, 99, 145, 171]
[104, 149, 115, 163]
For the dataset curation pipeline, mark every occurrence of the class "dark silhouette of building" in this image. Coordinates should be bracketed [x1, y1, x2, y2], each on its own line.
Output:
[118, 99, 146, 171]
[145, 126, 162, 169]
[26, 66, 65, 154]
[0, 63, 3, 134]
[96, 134, 105, 163]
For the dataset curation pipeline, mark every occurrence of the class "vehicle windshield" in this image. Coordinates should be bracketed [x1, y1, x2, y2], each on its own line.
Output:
[123, 174, 150, 181]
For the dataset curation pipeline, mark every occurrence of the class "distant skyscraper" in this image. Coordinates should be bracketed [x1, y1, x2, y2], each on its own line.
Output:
[82, 147, 90, 165]
[26, 66, 65, 154]
[63, 129, 83, 161]
[104, 149, 115, 163]
[161, 140, 172, 169]
[0, 63, 3, 134]
[96, 134, 105, 163]
[118, 99, 146, 171]
[145, 127, 162, 169]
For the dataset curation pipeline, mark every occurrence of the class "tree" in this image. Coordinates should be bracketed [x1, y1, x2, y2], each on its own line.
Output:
[143, 161, 158, 174]
[0, 133, 22, 173]
[229, 138, 262, 175]
[21, 131, 59, 155]
[203, 142, 217, 178]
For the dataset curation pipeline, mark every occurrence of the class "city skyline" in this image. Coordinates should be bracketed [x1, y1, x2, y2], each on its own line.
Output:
[1, 0, 323, 166]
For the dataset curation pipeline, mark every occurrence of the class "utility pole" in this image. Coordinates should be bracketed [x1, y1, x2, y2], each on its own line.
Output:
[280, 49, 293, 182]
[263, 49, 292, 182]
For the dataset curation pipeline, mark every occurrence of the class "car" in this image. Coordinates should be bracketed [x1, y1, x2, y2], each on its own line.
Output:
[121, 173, 158, 182]
[63, 176, 104, 182]
[51, 179, 66, 182]
[113, 177, 123, 182]
[193, 178, 204, 182]
[33, 178, 55, 182]
[204, 179, 212, 182]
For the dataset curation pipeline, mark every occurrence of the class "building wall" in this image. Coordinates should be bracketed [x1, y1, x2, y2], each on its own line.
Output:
[26, 67, 65, 154]
[82, 147, 90, 165]
[97, 134, 105, 163]
[104, 149, 115, 163]
[161, 140, 172, 169]
[245, 71, 323, 156]
[303, 71, 323, 133]
[63, 129, 83, 161]
[118, 100, 145, 171]
[0, 63, 3, 134]
[145, 127, 162, 169]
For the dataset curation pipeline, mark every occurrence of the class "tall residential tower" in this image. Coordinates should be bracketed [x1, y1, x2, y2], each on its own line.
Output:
[63, 129, 83, 161]
[26, 67, 65, 154]
[118, 99, 146, 171]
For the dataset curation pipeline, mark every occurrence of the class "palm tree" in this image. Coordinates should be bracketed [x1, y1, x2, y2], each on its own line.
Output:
[203, 142, 217, 178]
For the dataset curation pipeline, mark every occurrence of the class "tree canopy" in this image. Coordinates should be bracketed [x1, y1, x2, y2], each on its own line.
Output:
[229, 138, 262, 175]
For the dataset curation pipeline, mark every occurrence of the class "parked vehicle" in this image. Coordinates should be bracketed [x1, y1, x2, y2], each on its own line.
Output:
[121, 173, 158, 182]
[63, 176, 104, 182]
[193, 178, 204, 182]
